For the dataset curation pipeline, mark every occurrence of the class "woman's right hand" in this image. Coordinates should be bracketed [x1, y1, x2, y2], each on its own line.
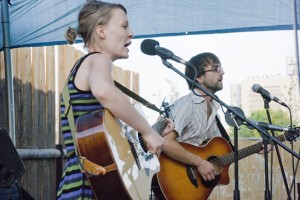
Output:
[142, 130, 164, 156]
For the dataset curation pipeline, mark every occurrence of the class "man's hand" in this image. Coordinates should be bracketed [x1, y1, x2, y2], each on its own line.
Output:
[161, 118, 175, 137]
[196, 158, 217, 181]
[258, 143, 273, 154]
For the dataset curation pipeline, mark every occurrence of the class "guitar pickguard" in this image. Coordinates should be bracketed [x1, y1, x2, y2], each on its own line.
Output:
[75, 109, 162, 200]
[120, 121, 158, 177]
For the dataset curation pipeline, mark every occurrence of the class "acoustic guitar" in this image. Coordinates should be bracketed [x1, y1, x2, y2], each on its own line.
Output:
[75, 108, 167, 200]
[152, 130, 299, 200]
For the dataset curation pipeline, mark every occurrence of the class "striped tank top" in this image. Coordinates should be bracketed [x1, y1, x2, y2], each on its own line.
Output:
[57, 52, 102, 200]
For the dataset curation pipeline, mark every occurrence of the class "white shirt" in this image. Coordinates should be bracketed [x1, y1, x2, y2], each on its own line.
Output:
[170, 90, 222, 146]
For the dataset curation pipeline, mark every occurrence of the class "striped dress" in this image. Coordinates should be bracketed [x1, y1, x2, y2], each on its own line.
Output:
[57, 53, 102, 200]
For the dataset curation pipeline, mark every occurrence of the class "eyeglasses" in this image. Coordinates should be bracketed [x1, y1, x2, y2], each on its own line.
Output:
[203, 65, 224, 73]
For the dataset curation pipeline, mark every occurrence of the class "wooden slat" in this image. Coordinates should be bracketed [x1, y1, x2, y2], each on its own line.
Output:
[17, 48, 32, 149]
[123, 70, 132, 102]
[132, 72, 140, 104]
[45, 46, 56, 148]
[58, 45, 70, 93]
[33, 47, 46, 91]
[20, 48, 32, 82]
[113, 65, 124, 84]
[11, 48, 22, 147]
[11, 48, 18, 80]
[0, 51, 4, 79]
[45, 46, 55, 92]
[0, 51, 7, 130]
[124, 69, 131, 89]
[32, 47, 43, 198]
[32, 47, 46, 147]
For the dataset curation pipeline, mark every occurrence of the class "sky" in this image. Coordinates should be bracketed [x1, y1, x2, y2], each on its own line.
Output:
[112, 30, 297, 123]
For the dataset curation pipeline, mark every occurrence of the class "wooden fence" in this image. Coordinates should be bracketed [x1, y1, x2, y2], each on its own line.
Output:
[1, 46, 57, 199]
[0, 45, 299, 199]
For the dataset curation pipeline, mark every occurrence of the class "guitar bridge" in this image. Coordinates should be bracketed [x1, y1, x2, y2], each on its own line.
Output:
[123, 125, 142, 170]
[186, 165, 198, 188]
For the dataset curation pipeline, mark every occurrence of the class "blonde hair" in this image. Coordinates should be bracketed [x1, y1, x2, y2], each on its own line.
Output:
[64, 0, 127, 47]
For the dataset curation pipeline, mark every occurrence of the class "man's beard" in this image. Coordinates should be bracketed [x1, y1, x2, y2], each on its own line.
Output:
[204, 82, 223, 93]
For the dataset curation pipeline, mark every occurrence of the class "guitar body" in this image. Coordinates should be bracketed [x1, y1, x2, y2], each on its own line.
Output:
[75, 108, 160, 200]
[152, 130, 299, 200]
[153, 137, 233, 200]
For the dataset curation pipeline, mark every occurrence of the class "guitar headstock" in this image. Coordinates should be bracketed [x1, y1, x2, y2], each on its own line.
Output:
[284, 127, 300, 142]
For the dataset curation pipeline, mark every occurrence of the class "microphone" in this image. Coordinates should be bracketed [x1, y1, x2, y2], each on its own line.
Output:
[252, 84, 287, 107]
[140, 39, 192, 66]
[246, 120, 292, 132]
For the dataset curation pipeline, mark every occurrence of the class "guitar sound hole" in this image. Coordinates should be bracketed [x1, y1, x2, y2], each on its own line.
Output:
[138, 133, 148, 152]
[201, 155, 221, 188]
[201, 174, 221, 188]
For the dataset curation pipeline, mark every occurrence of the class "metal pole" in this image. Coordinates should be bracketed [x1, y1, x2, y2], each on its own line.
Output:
[1, 0, 16, 144]
[291, 1, 300, 199]
[293, 0, 300, 92]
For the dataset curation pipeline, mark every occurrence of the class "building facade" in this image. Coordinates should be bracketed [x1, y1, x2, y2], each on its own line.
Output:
[231, 58, 300, 125]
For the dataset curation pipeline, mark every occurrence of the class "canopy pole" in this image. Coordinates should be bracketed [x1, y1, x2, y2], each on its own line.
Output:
[1, 0, 16, 145]
[293, 0, 300, 92]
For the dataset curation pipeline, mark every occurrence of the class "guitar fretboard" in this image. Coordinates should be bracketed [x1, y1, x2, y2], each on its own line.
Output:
[152, 118, 168, 135]
[138, 117, 168, 151]
[212, 134, 286, 166]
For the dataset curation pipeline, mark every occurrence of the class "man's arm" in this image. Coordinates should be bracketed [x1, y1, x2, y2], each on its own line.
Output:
[162, 131, 218, 181]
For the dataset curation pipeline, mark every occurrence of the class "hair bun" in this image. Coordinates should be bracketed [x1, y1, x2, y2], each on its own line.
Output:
[64, 27, 77, 45]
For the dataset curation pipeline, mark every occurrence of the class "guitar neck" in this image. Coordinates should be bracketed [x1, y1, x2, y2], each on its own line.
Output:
[152, 117, 167, 135]
[217, 134, 286, 166]
[138, 117, 167, 150]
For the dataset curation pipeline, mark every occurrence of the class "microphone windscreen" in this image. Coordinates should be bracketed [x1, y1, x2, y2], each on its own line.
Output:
[252, 84, 261, 92]
[140, 39, 159, 55]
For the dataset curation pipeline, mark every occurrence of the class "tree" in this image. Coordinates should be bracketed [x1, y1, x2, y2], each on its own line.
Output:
[228, 109, 292, 138]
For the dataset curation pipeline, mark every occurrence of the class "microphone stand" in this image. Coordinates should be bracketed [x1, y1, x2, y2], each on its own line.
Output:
[159, 58, 300, 199]
[262, 98, 292, 200]
[233, 125, 240, 200]
[225, 106, 245, 200]
[227, 111, 241, 200]
[259, 126, 271, 200]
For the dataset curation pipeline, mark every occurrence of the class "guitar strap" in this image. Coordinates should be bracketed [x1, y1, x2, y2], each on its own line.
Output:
[216, 116, 235, 151]
[62, 52, 99, 155]
[61, 52, 106, 176]
[113, 81, 163, 114]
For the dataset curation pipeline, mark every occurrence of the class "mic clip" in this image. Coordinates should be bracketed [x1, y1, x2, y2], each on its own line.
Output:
[225, 107, 245, 128]
[161, 58, 173, 69]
